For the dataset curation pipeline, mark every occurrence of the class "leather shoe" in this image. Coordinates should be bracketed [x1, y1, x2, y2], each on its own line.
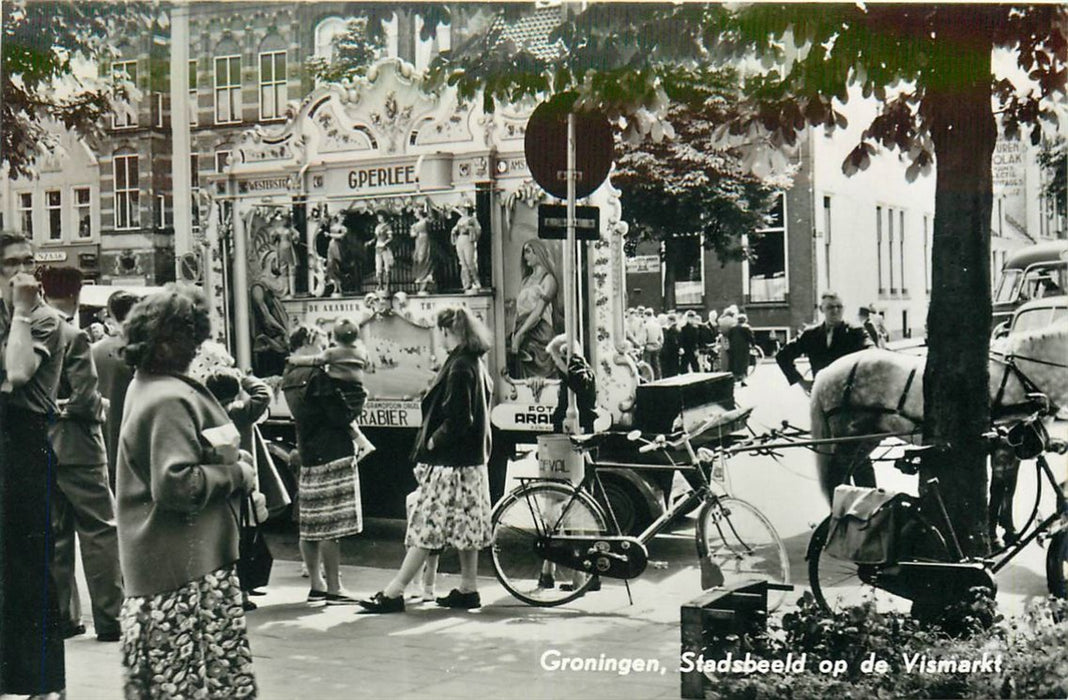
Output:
[62, 623, 86, 639]
[359, 591, 405, 613]
[436, 588, 481, 609]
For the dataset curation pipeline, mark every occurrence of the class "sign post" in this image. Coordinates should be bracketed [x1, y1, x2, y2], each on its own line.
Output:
[524, 97, 613, 435]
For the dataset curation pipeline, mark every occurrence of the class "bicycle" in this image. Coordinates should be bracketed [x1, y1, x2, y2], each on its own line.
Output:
[807, 407, 1068, 615]
[489, 407, 792, 610]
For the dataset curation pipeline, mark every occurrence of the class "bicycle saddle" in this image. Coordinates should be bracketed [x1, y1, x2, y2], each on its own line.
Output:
[568, 432, 616, 450]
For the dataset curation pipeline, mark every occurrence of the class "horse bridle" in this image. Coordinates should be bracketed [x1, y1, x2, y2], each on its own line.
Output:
[990, 352, 1066, 417]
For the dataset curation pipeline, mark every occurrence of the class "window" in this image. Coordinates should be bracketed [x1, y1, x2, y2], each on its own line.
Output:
[114, 153, 140, 230]
[822, 195, 832, 290]
[259, 50, 286, 120]
[155, 92, 165, 128]
[876, 206, 884, 294]
[18, 193, 33, 238]
[314, 17, 347, 62]
[111, 60, 138, 128]
[887, 207, 896, 294]
[666, 235, 703, 306]
[898, 210, 906, 294]
[191, 154, 201, 231]
[188, 59, 198, 126]
[215, 150, 232, 173]
[46, 191, 62, 241]
[214, 55, 241, 124]
[157, 194, 169, 228]
[74, 187, 91, 239]
[748, 195, 787, 303]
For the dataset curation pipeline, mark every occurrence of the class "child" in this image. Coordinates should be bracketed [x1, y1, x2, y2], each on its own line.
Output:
[205, 368, 271, 610]
[403, 488, 440, 602]
[287, 318, 376, 462]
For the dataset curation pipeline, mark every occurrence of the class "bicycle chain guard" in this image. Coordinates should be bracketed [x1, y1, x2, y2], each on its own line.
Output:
[535, 536, 649, 579]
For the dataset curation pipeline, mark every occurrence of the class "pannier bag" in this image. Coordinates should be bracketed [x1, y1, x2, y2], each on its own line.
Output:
[825, 485, 907, 565]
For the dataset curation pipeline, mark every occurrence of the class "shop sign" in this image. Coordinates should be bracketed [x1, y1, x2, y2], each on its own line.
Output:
[35, 250, 68, 263]
[491, 402, 556, 431]
[237, 176, 296, 195]
[626, 255, 660, 274]
[312, 154, 454, 195]
[357, 400, 421, 428]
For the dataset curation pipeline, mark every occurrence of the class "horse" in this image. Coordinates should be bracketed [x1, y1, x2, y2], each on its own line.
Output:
[809, 321, 1068, 540]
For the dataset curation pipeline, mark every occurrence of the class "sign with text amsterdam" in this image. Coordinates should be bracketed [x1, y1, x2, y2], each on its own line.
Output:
[524, 98, 614, 199]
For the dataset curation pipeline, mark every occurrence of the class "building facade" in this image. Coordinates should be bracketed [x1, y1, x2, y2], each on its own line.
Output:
[626, 92, 1065, 352]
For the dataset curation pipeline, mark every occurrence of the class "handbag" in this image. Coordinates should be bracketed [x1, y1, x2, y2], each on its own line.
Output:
[231, 496, 273, 591]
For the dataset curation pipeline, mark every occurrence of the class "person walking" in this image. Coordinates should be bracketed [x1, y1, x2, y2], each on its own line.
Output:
[360, 306, 494, 613]
[281, 325, 364, 606]
[775, 291, 873, 394]
[678, 310, 701, 373]
[91, 290, 140, 490]
[0, 233, 67, 697]
[115, 284, 258, 698]
[728, 312, 756, 385]
[659, 313, 681, 378]
[39, 267, 124, 643]
[641, 308, 663, 379]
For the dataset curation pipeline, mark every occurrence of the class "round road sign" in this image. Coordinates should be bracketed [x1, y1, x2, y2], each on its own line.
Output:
[524, 96, 614, 200]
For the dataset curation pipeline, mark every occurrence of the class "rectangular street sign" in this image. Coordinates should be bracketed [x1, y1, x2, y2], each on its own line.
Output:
[537, 204, 600, 240]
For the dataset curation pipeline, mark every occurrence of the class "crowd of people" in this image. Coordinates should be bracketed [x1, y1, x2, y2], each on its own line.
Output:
[0, 229, 508, 697]
[625, 304, 758, 384]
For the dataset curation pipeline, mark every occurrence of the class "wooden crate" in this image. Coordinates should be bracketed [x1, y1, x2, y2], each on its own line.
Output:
[679, 580, 769, 700]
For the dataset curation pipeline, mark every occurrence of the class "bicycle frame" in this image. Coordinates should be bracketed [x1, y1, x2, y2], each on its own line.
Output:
[987, 453, 1066, 574]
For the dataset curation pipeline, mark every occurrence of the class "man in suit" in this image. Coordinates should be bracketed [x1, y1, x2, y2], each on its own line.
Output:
[91, 290, 140, 490]
[40, 267, 124, 642]
[776, 291, 873, 394]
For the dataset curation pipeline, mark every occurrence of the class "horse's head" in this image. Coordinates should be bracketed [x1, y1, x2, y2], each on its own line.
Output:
[994, 320, 1068, 413]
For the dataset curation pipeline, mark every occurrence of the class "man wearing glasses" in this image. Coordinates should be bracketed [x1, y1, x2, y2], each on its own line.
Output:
[776, 291, 872, 395]
[0, 232, 67, 696]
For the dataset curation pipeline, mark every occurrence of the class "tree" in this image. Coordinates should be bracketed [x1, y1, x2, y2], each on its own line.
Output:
[432, 2, 1067, 556]
[613, 66, 787, 266]
[1, 1, 154, 179]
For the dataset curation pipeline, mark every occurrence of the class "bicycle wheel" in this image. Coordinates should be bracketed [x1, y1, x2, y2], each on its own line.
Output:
[698, 497, 790, 612]
[1046, 531, 1068, 598]
[490, 482, 610, 607]
[807, 515, 947, 614]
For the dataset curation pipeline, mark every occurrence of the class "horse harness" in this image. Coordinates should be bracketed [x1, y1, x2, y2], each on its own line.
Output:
[822, 352, 1063, 424]
[822, 360, 923, 424]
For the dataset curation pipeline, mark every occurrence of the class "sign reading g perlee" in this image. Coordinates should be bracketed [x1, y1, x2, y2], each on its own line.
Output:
[348, 164, 417, 190]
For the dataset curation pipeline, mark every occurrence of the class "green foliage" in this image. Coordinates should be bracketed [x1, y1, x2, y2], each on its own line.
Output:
[613, 66, 785, 262]
[1, 0, 156, 178]
[305, 18, 386, 85]
[703, 593, 1068, 700]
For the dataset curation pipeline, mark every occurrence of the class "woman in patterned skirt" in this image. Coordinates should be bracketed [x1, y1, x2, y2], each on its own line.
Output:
[360, 306, 494, 613]
[281, 325, 365, 606]
[115, 284, 258, 698]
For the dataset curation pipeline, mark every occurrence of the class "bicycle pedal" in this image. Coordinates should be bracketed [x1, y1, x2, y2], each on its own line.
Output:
[648, 560, 669, 570]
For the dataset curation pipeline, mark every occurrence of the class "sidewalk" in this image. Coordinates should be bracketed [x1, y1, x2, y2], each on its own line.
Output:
[66, 558, 691, 699]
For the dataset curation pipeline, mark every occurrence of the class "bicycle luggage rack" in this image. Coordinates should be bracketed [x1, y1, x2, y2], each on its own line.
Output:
[680, 579, 793, 700]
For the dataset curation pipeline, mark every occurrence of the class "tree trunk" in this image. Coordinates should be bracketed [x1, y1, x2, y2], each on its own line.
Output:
[921, 7, 998, 557]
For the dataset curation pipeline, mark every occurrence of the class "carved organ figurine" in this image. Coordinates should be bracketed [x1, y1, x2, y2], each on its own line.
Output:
[367, 211, 395, 294]
[409, 207, 434, 295]
[325, 215, 348, 298]
[451, 203, 481, 294]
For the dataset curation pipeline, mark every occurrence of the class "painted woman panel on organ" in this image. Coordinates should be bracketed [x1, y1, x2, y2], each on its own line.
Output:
[509, 239, 564, 379]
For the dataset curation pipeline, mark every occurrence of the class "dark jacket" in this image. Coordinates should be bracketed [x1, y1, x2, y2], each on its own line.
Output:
[117, 373, 244, 597]
[93, 334, 134, 483]
[775, 322, 872, 384]
[411, 349, 492, 467]
[551, 355, 597, 434]
[281, 364, 363, 466]
[679, 323, 700, 353]
[727, 323, 755, 377]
